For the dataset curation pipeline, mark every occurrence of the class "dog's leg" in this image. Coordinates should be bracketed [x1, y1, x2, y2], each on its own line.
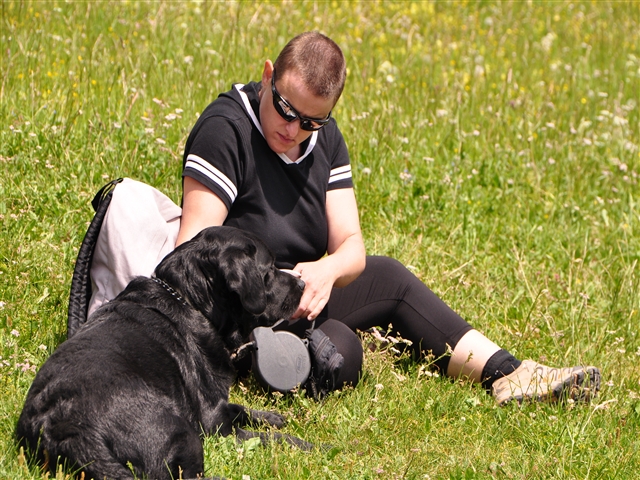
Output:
[224, 404, 313, 451]
[227, 403, 286, 429]
[183, 477, 226, 480]
[234, 427, 314, 451]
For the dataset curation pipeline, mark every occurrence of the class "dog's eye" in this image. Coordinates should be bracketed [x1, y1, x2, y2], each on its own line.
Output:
[263, 272, 271, 284]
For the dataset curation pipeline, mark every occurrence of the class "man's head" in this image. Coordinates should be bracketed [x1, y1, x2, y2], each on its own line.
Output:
[274, 31, 346, 105]
[258, 32, 346, 156]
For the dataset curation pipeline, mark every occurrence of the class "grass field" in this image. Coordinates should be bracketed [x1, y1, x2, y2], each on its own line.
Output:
[1, 1, 639, 478]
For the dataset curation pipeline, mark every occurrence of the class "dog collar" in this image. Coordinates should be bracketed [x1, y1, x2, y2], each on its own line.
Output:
[151, 277, 189, 307]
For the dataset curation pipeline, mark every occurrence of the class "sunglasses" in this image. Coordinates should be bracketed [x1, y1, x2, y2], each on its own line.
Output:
[271, 70, 331, 131]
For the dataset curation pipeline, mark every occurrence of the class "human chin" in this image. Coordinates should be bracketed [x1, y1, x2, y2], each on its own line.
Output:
[265, 132, 290, 154]
[271, 128, 302, 152]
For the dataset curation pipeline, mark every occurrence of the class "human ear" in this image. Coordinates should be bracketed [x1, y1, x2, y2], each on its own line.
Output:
[260, 60, 274, 93]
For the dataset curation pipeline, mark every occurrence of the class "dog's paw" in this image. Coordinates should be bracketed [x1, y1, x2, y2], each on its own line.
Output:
[249, 409, 286, 428]
[282, 434, 314, 451]
[235, 428, 314, 451]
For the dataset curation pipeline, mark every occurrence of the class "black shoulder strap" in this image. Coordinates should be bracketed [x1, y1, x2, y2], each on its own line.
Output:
[67, 178, 123, 338]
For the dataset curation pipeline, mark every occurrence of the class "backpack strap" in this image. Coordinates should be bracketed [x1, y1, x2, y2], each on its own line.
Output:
[67, 178, 123, 338]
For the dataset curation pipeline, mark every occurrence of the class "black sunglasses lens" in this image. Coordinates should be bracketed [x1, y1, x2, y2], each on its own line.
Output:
[273, 95, 297, 122]
[302, 117, 331, 131]
[271, 74, 329, 131]
[300, 119, 320, 131]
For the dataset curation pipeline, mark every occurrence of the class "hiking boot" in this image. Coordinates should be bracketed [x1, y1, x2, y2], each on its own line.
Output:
[492, 360, 600, 405]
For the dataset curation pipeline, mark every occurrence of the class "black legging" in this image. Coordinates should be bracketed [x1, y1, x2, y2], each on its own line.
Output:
[283, 256, 474, 386]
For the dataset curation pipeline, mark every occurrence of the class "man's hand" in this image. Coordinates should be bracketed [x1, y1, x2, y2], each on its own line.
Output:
[291, 259, 337, 321]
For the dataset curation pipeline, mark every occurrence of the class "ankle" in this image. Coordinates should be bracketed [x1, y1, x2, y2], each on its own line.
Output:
[481, 350, 522, 392]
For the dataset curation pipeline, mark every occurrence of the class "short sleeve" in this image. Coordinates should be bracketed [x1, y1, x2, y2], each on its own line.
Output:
[326, 123, 353, 191]
[182, 116, 243, 211]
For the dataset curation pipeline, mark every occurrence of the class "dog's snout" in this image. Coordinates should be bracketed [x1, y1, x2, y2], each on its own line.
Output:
[279, 268, 305, 291]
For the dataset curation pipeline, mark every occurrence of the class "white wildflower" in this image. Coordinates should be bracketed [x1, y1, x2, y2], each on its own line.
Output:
[377, 60, 398, 76]
[541, 32, 556, 52]
[400, 170, 413, 182]
[613, 116, 628, 126]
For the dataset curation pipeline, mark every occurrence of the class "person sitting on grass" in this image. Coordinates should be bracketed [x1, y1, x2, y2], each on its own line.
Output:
[176, 31, 600, 405]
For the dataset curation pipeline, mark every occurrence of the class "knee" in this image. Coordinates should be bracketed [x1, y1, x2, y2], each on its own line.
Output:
[366, 256, 406, 275]
[318, 319, 363, 387]
[366, 256, 422, 291]
[367, 256, 418, 282]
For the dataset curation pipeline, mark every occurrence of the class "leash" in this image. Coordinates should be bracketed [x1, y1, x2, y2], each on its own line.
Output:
[230, 318, 315, 362]
[229, 319, 289, 362]
[230, 318, 288, 361]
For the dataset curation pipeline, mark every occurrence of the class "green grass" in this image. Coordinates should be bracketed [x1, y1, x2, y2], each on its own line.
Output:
[1, 1, 639, 478]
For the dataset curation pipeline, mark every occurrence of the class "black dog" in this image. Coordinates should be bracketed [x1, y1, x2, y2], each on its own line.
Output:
[16, 226, 309, 480]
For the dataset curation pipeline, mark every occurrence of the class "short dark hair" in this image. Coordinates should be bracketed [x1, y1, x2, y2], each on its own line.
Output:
[273, 32, 346, 104]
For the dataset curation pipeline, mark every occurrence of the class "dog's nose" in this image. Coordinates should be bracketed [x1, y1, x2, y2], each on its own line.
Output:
[297, 278, 306, 291]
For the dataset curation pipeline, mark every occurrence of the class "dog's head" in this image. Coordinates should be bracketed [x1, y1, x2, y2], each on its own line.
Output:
[154, 226, 304, 338]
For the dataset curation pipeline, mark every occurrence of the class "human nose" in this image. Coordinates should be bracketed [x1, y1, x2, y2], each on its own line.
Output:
[284, 118, 300, 137]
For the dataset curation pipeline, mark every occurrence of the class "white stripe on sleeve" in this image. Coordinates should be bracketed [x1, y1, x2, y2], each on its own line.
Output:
[329, 165, 352, 184]
[185, 154, 238, 203]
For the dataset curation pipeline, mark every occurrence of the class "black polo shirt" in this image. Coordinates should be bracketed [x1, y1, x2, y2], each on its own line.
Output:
[182, 82, 353, 269]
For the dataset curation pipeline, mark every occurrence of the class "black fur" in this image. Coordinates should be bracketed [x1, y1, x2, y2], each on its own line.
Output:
[16, 226, 309, 480]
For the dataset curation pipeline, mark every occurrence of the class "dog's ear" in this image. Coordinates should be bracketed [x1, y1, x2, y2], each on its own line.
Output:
[223, 245, 267, 315]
